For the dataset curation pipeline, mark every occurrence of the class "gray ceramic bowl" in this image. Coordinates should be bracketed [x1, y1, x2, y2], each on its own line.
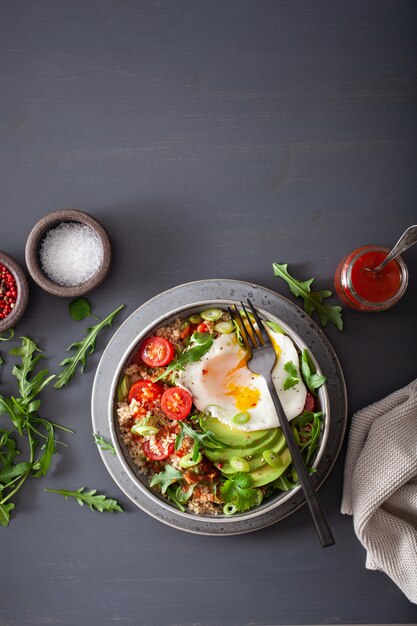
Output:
[25, 208, 111, 297]
[0, 251, 29, 333]
[92, 279, 347, 535]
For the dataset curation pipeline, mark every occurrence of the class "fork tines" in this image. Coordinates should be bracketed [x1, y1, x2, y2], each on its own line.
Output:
[228, 299, 270, 350]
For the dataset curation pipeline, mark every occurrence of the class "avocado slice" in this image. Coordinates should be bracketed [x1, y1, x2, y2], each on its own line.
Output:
[250, 449, 292, 487]
[201, 416, 270, 449]
[219, 432, 288, 474]
[204, 427, 281, 462]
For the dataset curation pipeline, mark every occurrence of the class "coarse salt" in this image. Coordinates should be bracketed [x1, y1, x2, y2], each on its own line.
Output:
[39, 222, 103, 286]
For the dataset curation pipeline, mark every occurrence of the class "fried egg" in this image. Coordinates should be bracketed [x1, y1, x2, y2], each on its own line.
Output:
[176, 328, 307, 431]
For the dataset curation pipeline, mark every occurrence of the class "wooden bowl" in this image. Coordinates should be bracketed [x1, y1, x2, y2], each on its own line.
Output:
[25, 209, 111, 297]
[0, 251, 29, 332]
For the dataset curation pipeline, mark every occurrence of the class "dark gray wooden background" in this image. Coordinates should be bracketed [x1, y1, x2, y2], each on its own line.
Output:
[1, 1, 416, 625]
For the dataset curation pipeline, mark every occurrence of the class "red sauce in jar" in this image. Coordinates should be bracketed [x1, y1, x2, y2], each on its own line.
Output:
[350, 250, 402, 303]
[334, 245, 408, 312]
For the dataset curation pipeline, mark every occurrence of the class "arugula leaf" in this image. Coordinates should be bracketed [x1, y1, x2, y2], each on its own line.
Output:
[0, 461, 32, 484]
[220, 472, 258, 512]
[54, 305, 124, 388]
[93, 433, 116, 455]
[153, 331, 213, 382]
[149, 465, 183, 494]
[0, 354, 4, 366]
[176, 421, 225, 452]
[69, 297, 97, 321]
[272, 263, 343, 330]
[283, 361, 299, 390]
[301, 349, 326, 395]
[0, 502, 14, 527]
[165, 485, 186, 511]
[44, 487, 123, 512]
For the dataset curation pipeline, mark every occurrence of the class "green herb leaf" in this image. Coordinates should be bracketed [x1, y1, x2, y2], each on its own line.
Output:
[0, 502, 14, 527]
[220, 472, 258, 512]
[272, 263, 343, 330]
[153, 332, 213, 382]
[54, 305, 124, 388]
[0, 461, 32, 484]
[301, 349, 326, 395]
[93, 433, 116, 455]
[283, 361, 300, 390]
[0, 354, 4, 366]
[44, 487, 123, 512]
[149, 465, 183, 494]
[31, 420, 55, 477]
[69, 297, 93, 321]
[178, 421, 225, 451]
[165, 485, 186, 511]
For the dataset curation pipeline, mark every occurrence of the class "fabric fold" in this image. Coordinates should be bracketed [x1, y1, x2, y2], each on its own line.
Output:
[341, 379, 417, 604]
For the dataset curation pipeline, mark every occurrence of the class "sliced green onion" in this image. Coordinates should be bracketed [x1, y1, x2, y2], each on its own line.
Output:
[179, 452, 202, 468]
[200, 308, 223, 322]
[175, 484, 195, 503]
[263, 449, 283, 468]
[223, 503, 238, 516]
[189, 314, 202, 324]
[265, 320, 285, 334]
[232, 412, 250, 425]
[214, 320, 234, 334]
[117, 374, 130, 402]
[230, 456, 250, 472]
[131, 424, 159, 436]
[254, 489, 263, 506]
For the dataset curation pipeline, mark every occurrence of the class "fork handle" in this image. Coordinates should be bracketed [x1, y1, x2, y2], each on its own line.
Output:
[266, 380, 335, 548]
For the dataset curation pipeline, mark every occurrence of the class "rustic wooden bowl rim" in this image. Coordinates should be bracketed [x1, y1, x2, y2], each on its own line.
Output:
[0, 251, 29, 332]
[25, 208, 111, 297]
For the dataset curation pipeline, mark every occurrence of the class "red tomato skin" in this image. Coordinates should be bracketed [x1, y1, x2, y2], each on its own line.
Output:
[196, 321, 212, 334]
[161, 387, 193, 421]
[142, 440, 174, 461]
[304, 392, 315, 412]
[139, 336, 175, 367]
[128, 380, 164, 404]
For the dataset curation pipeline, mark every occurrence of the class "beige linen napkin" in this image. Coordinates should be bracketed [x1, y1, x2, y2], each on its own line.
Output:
[341, 379, 417, 604]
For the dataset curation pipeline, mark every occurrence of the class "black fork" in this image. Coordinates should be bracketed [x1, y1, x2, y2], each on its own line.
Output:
[228, 299, 335, 548]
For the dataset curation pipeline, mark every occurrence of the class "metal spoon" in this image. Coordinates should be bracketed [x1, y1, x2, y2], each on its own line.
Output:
[365, 225, 417, 273]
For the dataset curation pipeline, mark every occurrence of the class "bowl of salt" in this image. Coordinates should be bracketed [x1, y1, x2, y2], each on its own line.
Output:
[25, 209, 111, 297]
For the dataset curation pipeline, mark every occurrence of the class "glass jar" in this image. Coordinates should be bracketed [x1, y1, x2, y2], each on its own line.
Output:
[334, 245, 408, 312]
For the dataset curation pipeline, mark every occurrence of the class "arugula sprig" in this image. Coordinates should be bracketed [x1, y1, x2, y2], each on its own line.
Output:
[0, 337, 72, 527]
[273, 263, 343, 330]
[175, 420, 225, 454]
[301, 349, 326, 395]
[54, 304, 124, 388]
[153, 332, 213, 382]
[44, 487, 122, 512]
[150, 465, 183, 494]
[93, 433, 116, 455]
[220, 472, 259, 513]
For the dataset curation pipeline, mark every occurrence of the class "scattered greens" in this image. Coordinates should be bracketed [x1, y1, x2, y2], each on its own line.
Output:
[264, 320, 285, 334]
[69, 297, 98, 322]
[220, 472, 260, 513]
[54, 304, 124, 388]
[149, 464, 183, 494]
[175, 420, 224, 453]
[0, 337, 72, 527]
[93, 433, 116, 455]
[283, 360, 300, 390]
[153, 331, 213, 382]
[272, 263, 343, 330]
[301, 349, 327, 395]
[44, 487, 123, 513]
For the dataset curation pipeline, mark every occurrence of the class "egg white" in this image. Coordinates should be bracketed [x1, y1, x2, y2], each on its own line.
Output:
[176, 327, 307, 431]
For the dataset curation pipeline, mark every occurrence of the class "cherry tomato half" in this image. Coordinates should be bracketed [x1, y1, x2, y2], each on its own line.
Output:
[304, 392, 315, 412]
[139, 336, 175, 368]
[196, 321, 212, 334]
[161, 387, 193, 421]
[142, 439, 174, 461]
[128, 379, 164, 405]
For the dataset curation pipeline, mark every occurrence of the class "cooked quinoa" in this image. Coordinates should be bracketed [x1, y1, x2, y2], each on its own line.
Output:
[116, 318, 223, 514]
